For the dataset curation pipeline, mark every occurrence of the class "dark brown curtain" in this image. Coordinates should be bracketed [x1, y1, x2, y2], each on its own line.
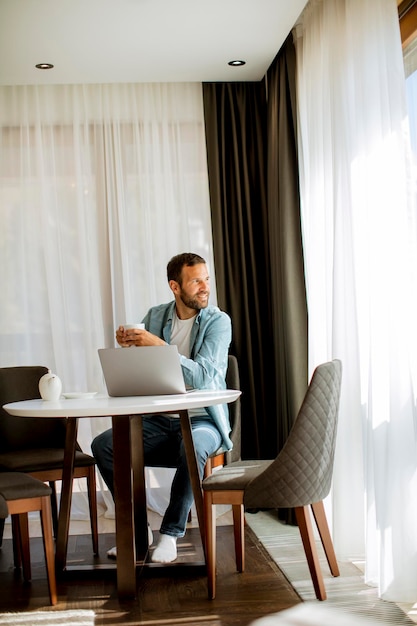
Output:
[203, 81, 277, 459]
[266, 37, 308, 447]
[203, 33, 308, 463]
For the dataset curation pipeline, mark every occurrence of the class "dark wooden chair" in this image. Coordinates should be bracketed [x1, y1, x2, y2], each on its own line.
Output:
[0, 472, 57, 605]
[0, 365, 98, 555]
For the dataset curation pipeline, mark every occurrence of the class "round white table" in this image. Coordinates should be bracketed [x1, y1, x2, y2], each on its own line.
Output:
[4, 389, 241, 599]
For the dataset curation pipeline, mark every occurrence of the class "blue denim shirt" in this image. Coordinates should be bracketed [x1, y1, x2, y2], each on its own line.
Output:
[141, 301, 233, 451]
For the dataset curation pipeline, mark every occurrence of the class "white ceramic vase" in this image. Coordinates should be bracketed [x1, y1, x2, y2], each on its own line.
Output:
[39, 369, 62, 401]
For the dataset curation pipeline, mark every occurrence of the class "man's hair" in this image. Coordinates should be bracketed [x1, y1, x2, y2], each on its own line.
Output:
[167, 252, 206, 284]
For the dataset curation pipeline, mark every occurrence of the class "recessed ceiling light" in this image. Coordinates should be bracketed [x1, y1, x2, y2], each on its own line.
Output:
[35, 63, 54, 70]
[228, 60, 246, 67]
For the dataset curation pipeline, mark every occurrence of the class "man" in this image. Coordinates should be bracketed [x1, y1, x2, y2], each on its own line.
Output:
[92, 252, 232, 563]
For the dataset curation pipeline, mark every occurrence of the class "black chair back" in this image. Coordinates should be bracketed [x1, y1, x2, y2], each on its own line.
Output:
[225, 355, 241, 464]
[0, 366, 67, 451]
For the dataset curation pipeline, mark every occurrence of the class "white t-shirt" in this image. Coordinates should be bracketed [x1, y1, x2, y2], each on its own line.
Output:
[170, 311, 208, 419]
[170, 312, 195, 358]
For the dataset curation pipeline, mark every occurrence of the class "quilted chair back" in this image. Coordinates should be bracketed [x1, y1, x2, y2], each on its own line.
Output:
[0, 366, 67, 451]
[244, 359, 342, 509]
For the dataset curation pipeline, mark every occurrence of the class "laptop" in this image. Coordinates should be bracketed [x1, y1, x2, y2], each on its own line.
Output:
[98, 345, 190, 396]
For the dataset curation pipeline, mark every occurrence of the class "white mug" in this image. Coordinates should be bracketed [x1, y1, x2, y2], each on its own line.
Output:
[124, 323, 145, 330]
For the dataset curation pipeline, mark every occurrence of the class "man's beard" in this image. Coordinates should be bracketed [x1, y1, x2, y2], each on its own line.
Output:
[180, 291, 209, 311]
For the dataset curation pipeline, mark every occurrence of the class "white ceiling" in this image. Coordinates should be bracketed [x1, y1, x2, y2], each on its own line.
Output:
[0, 0, 308, 86]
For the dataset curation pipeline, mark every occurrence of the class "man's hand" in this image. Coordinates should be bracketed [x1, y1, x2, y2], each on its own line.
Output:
[116, 326, 166, 348]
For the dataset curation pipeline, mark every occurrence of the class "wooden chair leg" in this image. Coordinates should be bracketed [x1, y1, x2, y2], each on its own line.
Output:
[87, 467, 99, 555]
[16, 513, 31, 581]
[48, 481, 59, 538]
[39, 495, 58, 606]
[295, 505, 327, 601]
[204, 491, 217, 600]
[311, 500, 340, 577]
[232, 503, 245, 572]
[0, 517, 5, 548]
[11, 515, 21, 569]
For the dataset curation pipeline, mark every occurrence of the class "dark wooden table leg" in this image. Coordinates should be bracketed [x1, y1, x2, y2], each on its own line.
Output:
[112, 415, 137, 599]
[130, 414, 148, 560]
[56, 416, 77, 573]
[179, 409, 206, 560]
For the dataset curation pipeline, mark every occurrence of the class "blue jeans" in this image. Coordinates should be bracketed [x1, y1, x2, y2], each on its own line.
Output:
[91, 414, 222, 538]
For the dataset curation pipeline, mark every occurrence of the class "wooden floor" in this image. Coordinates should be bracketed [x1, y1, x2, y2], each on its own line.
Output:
[0, 524, 301, 625]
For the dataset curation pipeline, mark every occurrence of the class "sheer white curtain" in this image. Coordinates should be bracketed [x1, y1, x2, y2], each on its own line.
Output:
[295, 0, 417, 602]
[0, 82, 216, 519]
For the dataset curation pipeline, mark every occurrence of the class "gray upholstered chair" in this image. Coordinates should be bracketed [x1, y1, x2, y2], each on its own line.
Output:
[202, 359, 342, 601]
[0, 472, 57, 605]
[0, 365, 98, 555]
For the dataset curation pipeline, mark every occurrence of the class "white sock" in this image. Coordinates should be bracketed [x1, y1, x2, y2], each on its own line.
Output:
[107, 545, 117, 559]
[151, 534, 177, 563]
[107, 524, 153, 559]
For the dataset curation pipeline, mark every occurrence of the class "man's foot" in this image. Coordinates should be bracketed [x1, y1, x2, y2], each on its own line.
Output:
[150, 534, 177, 563]
[107, 545, 117, 559]
[107, 524, 153, 559]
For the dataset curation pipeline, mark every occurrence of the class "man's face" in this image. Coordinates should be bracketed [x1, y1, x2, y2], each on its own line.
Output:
[175, 263, 210, 311]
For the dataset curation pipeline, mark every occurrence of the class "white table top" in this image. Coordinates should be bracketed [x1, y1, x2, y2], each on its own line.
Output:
[3, 389, 241, 418]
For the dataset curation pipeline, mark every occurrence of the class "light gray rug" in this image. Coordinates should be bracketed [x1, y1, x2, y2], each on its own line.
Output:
[246, 510, 416, 625]
[0, 610, 94, 625]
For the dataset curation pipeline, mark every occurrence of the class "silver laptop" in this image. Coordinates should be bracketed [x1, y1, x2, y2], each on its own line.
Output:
[98, 345, 189, 396]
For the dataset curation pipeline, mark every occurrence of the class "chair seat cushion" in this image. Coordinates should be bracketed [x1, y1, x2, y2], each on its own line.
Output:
[0, 449, 95, 472]
[0, 472, 52, 510]
[202, 459, 274, 491]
